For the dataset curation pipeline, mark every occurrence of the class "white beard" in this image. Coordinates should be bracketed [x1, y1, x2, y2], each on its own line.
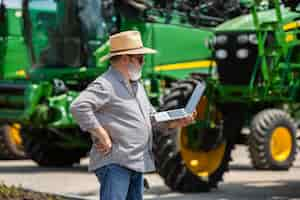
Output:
[128, 63, 142, 81]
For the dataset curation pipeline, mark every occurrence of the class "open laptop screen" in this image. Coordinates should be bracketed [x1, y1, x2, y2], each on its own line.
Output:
[185, 82, 206, 114]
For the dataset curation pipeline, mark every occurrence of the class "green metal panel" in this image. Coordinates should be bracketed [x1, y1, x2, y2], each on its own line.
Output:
[151, 23, 214, 79]
[3, 0, 23, 36]
[3, 37, 29, 79]
[0, 32, 5, 79]
[7, 8, 22, 36]
[47, 91, 79, 128]
[1, 2, 30, 80]
[216, 8, 300, 32]
[151, 24, 212, 65]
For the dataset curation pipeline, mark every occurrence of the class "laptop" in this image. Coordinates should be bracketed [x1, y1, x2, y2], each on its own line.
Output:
[153, 82, 206, 122]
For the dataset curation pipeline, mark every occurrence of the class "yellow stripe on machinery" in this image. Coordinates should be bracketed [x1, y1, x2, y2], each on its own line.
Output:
[154, 60, 216, 72]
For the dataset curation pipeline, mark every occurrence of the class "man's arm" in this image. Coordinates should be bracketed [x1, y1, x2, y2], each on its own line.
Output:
[88, 126, 112, 155]
[70, 80, 112, 154]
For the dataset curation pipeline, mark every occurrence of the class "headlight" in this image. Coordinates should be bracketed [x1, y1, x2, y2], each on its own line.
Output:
[216, 49, 228, 59]
[216, 35, 228, 45]
[237, 34, 249, 44]
[249, 34, 258, 45]
[236, 49, 249, 59]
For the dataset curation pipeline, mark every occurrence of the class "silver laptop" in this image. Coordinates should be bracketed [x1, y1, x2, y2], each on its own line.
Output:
[153, 82, 206, 122]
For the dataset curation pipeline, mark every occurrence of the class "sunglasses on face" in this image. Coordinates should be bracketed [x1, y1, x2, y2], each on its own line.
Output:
[130, 55, 145, 65]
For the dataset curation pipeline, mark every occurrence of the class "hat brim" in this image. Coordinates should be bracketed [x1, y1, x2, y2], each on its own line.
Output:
[100, 47, 157, 62]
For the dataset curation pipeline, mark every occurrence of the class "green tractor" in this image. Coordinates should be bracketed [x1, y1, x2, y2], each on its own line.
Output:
[0, 0, 247, 165]
[153, 0, 300, 192]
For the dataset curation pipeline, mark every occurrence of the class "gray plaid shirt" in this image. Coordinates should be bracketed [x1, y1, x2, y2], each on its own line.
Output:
[70, 66, 166, 172]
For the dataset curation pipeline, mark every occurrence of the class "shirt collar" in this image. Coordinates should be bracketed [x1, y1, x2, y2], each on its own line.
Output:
[109, 66, 128, 84]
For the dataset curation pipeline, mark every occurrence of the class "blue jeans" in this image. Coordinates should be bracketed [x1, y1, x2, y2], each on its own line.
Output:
[95, 164, 144, 200]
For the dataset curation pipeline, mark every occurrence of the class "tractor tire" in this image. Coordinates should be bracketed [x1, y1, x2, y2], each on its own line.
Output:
[153, 79, 238, 192]
[22, 127, 86, 167]
[249, 109, 297, 170]
[0, 124, 26, 159]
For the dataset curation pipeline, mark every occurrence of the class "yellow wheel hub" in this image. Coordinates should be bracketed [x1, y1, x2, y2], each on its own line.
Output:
[8, 124, 22, 146]
[179, 96, 226, 177]
[179, 128, 226, 177]
[270, 127, 292, 162]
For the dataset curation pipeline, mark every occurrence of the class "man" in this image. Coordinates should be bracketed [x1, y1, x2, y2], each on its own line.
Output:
[70, 31, 195, 200]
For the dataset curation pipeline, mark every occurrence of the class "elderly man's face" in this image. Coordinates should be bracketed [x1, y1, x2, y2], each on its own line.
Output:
[120, 54, 144, 81]
[129, 54, 145, 68]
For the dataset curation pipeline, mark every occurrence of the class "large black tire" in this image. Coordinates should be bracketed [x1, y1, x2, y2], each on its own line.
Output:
[22, 127, 87, 167]
[0, 124, 26, 160]
[153, 79, 240, 192]
[249, 109, 297, 170]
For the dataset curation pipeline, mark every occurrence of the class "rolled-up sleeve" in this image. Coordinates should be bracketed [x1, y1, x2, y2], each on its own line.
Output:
[70, 80, 111, 132]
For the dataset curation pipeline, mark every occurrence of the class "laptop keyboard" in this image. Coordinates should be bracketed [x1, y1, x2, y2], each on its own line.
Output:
[168, 109, 186, 118]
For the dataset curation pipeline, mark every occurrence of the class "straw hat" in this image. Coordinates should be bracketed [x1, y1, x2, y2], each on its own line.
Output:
[100, 31, 157, 62]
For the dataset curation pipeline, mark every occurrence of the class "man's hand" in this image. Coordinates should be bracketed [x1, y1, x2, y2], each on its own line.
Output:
[89, 127, 112, 156]
[168, 111, 197, 129]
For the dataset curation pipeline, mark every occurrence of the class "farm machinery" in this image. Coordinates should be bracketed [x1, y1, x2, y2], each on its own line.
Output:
[0, 0, 247, 163]
[1, 0, 300, 193]
[0, 0, 246, 164]
[153, 0, 300, 192]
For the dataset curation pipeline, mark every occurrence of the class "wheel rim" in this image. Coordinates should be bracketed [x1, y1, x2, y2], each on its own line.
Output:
[270, 127, 292, 162]
[179, 128, 226, 177]
[178, 97, 226, 177]
[8, 124, 23, 147]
